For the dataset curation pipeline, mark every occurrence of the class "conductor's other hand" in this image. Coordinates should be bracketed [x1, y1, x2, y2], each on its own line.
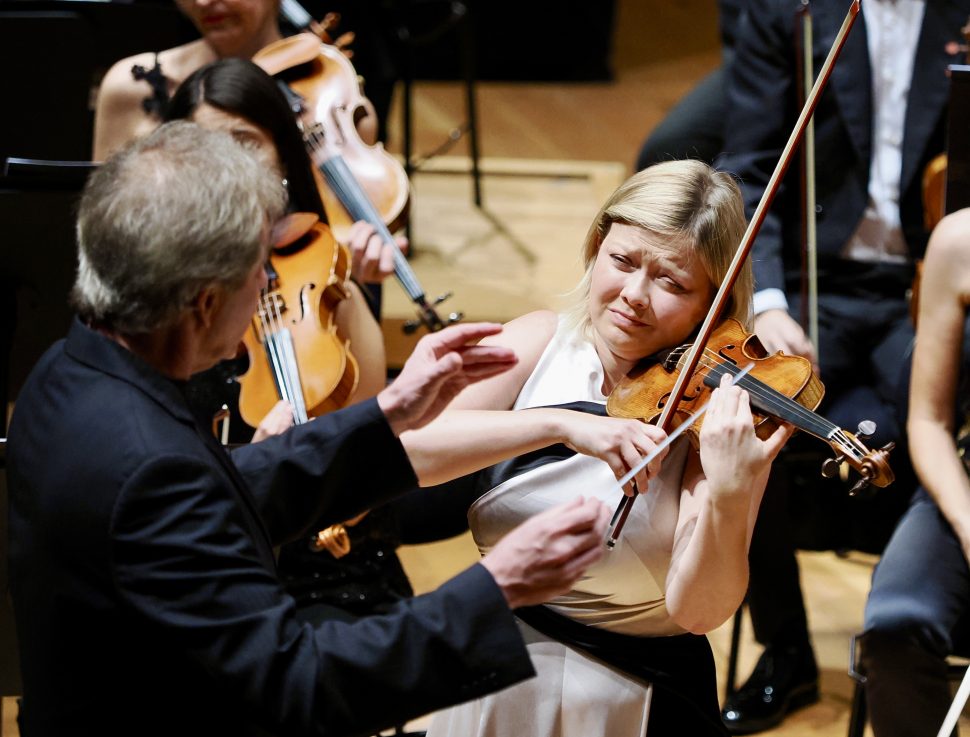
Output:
[481, 496, 610, 610]
[378, 323, 517, 435]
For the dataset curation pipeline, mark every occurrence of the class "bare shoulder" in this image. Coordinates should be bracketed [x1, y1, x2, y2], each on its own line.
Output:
[483, 310, 557, 345]
[482, 310, 559, 372]
[93, 51, 161, 160]
[93, 41, 209, 160]
[449, 310, 560, 410]
[97, 51, 159, 110]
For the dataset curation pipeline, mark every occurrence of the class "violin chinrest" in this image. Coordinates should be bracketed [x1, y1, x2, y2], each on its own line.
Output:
[253, 33, 322, 76]
[271, 212, 320, 250]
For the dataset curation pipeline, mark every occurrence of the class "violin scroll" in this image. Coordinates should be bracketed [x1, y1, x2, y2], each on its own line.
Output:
[820, 419, 895, 497]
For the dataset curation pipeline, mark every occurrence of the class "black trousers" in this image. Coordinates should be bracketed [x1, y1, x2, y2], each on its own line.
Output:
[747, 262, 915, 646]
[861, 489, 970, 737]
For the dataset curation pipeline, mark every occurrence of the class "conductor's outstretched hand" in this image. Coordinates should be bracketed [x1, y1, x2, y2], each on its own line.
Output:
[378, 322, 517, 435]
[481, 496, 610, 610]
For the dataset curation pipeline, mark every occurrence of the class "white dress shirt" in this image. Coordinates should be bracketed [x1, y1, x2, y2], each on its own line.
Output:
[754, 0, 926, 316]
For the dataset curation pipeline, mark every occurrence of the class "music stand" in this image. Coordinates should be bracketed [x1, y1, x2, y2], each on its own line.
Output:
[945, 66, 970, 216]
[0, 158, 97, 434]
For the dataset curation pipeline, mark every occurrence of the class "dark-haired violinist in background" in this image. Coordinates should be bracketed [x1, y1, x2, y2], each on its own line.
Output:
[164, 57, 418, 622]
[715, 0, 970, 732]
[859, 208, 970, 737]
[399, 160, 792, 737]
[165, 57, 390, 406]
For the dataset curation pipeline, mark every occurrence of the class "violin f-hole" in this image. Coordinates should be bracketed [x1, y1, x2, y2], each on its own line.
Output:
[716, 344, 740, 363]
[329, 105, 348, 147]
[298, 282, 317, 322]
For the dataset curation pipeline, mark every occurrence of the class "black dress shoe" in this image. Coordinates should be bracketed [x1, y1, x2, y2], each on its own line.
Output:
[721, 642, 820, 734]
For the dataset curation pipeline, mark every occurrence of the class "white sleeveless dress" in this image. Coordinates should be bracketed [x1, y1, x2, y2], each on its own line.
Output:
[426, 318, 691, 737]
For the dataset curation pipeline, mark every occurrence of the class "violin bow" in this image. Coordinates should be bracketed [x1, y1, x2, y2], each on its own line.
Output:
[606, 0, 861, 547]
[797, 0, 821, 360]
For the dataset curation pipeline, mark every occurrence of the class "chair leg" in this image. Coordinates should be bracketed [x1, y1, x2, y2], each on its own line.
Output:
[846, 679, 867, 737]
[846, 633, 868, 737]
[725, 606, 744, 699]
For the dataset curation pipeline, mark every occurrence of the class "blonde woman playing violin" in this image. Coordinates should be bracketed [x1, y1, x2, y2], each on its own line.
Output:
[400, 160, 792, 737]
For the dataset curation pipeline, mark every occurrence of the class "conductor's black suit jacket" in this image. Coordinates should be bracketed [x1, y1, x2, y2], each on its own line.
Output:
[7, 320, 533, 737]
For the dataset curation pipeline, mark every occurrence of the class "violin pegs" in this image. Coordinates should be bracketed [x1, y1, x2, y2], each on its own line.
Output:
[821, 455, 845, 479]
[849, 477, 875, 499]
[856, 419, 877, 441]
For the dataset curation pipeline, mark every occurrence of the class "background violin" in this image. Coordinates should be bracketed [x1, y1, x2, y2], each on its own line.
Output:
[236, 212, 358, 428]
[253, 32, 462, 334]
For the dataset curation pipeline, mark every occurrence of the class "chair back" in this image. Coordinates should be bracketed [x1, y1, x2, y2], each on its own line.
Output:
[0, 438, 22, 697]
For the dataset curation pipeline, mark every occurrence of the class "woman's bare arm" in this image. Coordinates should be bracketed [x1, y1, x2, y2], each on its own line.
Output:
[908, 209, 970, 559]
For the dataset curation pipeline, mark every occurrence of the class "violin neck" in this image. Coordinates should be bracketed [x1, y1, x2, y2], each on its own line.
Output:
[278, 0, 314, 32]
[315, 153, 445, 328]
[700, 364, 837, 441]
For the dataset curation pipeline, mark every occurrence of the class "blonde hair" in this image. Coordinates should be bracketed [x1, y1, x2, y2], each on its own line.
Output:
[564, 159, 752, 337]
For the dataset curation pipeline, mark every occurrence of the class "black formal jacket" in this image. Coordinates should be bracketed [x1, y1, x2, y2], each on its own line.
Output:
[7, 320, 533, 737]
[718, 0, 970, 294]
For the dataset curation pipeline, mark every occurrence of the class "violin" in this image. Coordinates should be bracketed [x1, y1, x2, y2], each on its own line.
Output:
[607, 319, 894, 489]
[236, 212, 358, 428]
[253, 32, 462, 334]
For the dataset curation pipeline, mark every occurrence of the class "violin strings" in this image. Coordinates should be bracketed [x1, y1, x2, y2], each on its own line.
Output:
[829, 428, 866, 461]
[304, 124, 430, 310]
[696, 353, 835, 437]
[661, 340, 834, 436]
[677, 348, 838, 438]
[258, 293, 290, 410]
[318, 155, 425, 302]
[260, 288, 300, 422]
[268, 289, 310, 424]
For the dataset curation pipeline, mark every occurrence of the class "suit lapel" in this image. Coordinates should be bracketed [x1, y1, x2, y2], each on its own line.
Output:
[192, 419, 279, 569]
[819, 0, 873, 167]
[901, 0, 969, 193]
